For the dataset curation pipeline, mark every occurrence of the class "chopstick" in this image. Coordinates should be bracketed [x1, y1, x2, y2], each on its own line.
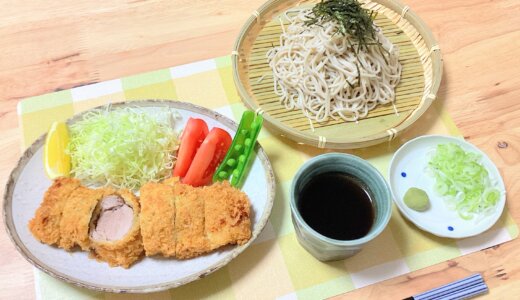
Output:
[403, 274, 488, 300]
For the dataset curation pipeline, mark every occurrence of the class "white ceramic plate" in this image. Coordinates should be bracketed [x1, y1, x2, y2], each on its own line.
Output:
[3, 100, 275, 293]
[388, 135, 506, 238]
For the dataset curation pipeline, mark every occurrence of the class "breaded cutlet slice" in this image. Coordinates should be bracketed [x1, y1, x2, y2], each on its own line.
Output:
[172, 183, 209, 259]
[28, 177, 81, 246]
[59, 186, 112, 251]
[203, 181, 252, 250]
[89, 189, 144, 268]
[139, 182, 176, 257]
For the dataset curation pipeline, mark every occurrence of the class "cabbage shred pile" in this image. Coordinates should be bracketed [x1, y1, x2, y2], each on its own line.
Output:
[67, 107, 178, 190]
[427, 143, 500, 220]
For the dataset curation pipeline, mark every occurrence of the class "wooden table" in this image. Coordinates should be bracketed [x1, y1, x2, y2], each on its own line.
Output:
[0, 0, 518, 299]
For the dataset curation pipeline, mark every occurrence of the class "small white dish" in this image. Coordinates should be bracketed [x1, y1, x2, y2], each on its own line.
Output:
[388, 135, 506, 238]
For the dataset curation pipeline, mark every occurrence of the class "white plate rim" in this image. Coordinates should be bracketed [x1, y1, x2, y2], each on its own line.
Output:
[3, 99, 276, 293]
[388, 134, 506, 238]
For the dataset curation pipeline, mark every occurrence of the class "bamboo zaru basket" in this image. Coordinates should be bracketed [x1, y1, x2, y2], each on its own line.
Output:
[232, 0, 442, 149]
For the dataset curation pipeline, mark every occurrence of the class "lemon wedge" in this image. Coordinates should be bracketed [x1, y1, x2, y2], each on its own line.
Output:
[44, 121, 71, 179]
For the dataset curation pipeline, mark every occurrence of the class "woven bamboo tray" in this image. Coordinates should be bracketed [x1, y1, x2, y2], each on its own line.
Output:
[232, 0, 442, 149]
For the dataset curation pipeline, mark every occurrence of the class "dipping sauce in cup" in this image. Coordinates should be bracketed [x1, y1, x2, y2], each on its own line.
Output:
[298, 172, 374, 241]
[291, 153, 392, 261]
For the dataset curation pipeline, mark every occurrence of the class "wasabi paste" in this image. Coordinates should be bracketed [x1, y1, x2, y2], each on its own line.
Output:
[404, 187, 430, 212]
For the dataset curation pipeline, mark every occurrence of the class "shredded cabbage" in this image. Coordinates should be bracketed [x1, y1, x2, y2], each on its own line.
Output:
[67, 107, 178, 190]
[427, 143, 500, 220]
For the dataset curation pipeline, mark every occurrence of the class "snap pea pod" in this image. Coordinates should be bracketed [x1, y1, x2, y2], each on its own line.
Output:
[213, 110, 263, 187]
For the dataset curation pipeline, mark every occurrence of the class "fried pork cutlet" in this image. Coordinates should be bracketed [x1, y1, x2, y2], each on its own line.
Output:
[139, 182, 176, 257]
[89, 189, 144, 268]
[59, 186, 111, 251]
[29, 175, 253, 267]
[203, 181, 252, 250]
[162, 179, 252, 258]
[172, 183, 208, 259]
[28, 177, 81, 246]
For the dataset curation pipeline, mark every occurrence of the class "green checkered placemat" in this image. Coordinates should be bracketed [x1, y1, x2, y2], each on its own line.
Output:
[19, 56, 518, 300]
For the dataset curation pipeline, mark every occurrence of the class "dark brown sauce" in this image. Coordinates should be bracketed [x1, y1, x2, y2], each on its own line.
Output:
[297, 172, 374, 240]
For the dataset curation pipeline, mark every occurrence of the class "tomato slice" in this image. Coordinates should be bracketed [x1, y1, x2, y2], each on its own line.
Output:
[182, 127, 232, 187]
[172, 118, 209, 178]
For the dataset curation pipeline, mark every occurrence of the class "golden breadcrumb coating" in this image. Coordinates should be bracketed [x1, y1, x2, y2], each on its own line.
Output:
[28, 177, 81, 245]
[173, 183, 209, 259]
[162, 176, 180, 187]
[29, 176, 252, 268]
[139, 182, 176, 257]
[89, 189, 144, 268]
[59, 187, 113, 251]
[163, 179, 252, 258]
[203, 181, 252, 250]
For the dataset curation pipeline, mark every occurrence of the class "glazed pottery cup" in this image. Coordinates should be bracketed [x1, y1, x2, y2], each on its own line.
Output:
[290, 153, 392, 261]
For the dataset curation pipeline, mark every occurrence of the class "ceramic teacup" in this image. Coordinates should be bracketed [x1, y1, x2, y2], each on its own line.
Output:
[290, 153, 392, 261]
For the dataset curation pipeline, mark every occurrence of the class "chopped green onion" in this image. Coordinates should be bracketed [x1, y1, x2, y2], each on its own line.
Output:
[427, 143, 500, 220]
[66, 107, 178, 190]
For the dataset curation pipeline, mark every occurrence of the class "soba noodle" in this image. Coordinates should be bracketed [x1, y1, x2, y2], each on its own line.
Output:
[266, 10, 402, 123]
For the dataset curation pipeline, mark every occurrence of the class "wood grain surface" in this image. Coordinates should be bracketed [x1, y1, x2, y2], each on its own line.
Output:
[0, 0, 519, 299]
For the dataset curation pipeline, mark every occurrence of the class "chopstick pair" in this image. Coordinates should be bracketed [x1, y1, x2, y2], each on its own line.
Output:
[403, 274, 488, 300]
